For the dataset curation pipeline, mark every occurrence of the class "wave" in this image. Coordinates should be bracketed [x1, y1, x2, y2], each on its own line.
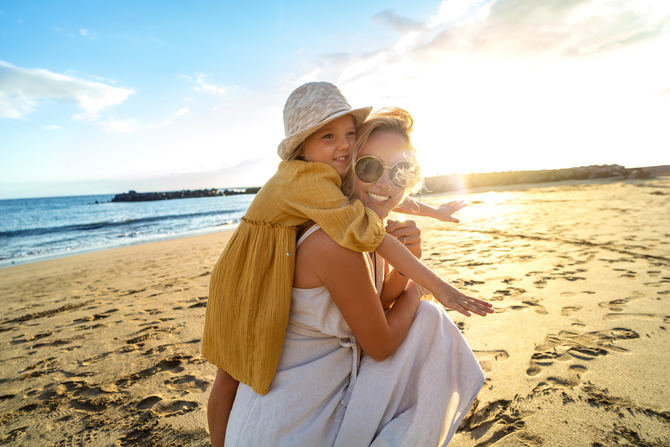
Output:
[0, 208, 246, 239]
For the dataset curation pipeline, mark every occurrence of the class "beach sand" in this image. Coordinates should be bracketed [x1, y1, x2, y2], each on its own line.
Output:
[1, 177, 669, 446]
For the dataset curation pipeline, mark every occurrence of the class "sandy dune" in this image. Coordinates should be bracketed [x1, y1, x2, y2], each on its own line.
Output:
[1, 177, 668, 446]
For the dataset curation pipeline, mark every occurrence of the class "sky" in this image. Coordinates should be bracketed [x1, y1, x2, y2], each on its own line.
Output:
[1, 0, 669, 199]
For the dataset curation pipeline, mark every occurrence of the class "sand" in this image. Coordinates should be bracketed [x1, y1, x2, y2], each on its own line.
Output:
[1, 177, 669, 446]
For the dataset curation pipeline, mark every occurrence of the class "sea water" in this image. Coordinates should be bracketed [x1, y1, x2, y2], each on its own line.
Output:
[0, 194, 255, 267]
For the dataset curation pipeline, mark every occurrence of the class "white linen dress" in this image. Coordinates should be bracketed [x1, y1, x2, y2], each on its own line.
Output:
[225, 225, 484, 447]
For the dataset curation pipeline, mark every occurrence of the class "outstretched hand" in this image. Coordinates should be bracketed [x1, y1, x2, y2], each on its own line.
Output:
[432, 200, 467, 223]
[433, 283, 493, 317]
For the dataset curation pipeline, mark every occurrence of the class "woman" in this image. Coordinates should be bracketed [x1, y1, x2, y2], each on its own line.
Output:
[223, 109, 484, 447]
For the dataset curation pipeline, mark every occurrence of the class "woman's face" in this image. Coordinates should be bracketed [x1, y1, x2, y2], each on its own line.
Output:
[353, 130, 412, 219]
[301, 114, 356, 177]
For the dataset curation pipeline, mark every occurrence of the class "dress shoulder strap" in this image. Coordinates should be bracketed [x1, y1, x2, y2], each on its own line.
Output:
[297, 224, 321, 247]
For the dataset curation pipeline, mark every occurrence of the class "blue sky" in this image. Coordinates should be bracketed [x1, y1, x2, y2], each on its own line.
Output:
[1, 0, 669, 198]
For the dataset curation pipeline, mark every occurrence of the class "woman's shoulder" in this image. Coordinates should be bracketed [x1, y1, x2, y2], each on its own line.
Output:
[299, 226, 362, 261]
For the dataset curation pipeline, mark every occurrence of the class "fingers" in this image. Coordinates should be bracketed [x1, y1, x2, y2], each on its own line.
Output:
[385, 219, 417, 234]
[445, 200, 467, 211]
[462, 296, 494, 316]
[386, 223, 419, 239]
[436, 200, 467, 222]
[438, 292, 494, 317]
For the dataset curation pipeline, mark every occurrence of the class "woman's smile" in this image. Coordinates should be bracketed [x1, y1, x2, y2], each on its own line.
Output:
[367, 191, 392, 203]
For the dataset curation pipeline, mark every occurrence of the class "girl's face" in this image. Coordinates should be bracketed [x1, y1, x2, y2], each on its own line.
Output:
[353, 130, 412, 219]
[301, 114, 356, 177]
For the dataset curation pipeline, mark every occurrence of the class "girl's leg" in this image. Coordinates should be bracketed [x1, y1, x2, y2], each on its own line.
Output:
[208, 369, 239, 447]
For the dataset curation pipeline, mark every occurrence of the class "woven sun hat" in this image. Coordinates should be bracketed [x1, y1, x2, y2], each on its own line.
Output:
[278, 81, 372, 160]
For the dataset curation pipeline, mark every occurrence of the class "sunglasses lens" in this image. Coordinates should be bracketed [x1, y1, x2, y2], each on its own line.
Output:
[355, 157, 383, 183]
[390, 161, 413, 187]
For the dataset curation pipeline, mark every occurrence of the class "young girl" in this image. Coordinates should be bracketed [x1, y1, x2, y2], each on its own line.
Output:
[203, 82, 492, 443]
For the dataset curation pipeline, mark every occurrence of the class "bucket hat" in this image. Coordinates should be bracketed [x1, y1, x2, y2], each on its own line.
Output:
[278, 82, 372, 160]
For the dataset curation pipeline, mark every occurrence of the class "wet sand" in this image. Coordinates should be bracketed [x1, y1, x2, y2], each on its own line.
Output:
[1, 177, 669, 446]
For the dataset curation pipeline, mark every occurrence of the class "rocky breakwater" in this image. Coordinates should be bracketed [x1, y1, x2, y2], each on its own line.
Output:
[422, 164, 658, 194]
[111, 187, 261, 202]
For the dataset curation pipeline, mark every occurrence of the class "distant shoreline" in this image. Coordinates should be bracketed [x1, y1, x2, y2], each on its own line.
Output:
[419, 164, 670, 195]
[111, 187, 261, 202]
[109, 163, 670, 202]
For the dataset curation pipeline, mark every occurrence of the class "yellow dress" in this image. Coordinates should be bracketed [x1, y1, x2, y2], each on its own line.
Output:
[202, 160, 385, 395]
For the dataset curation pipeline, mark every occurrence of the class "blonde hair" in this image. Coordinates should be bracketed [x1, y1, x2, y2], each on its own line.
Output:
[286, 142, 305, 161]
[345, 108, 423, 197]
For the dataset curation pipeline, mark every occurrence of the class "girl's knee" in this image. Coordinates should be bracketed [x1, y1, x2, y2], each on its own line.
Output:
[415, 300, 444, 321]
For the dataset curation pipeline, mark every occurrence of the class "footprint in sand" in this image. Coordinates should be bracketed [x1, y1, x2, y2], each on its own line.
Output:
[598, 295, 641, 312]
[602, 313, 656, 320]
[125, 325, 161, 346]
[561, 306, 582, 316]
[473, 350, 510, 373]
[493, 286, 526, 299]
[532, 277, 548, 288]
[187, 296, 208, 308]
[526, 328, 639, 378]
[114, 355, 191, 388]
[57, 428, 101, 447]
[458, 397, 530, 446]
[500, 299, 547, 315]
[153, 399, 200, 417]
[137, 395, 163, 409]
[164, 374, 209, 393]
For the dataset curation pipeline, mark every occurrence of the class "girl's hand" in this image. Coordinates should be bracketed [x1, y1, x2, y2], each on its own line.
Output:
[385, 219, 422, 258]
[433, 200, 467, 223]
[433, 283, 493, 317]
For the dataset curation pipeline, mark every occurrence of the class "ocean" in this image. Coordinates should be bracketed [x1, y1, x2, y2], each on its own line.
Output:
[0, 193, 255, 267]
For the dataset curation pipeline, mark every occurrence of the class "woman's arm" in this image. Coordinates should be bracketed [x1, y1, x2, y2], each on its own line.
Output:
[299, 229, 420, 360]
[394, 198, 467, 223]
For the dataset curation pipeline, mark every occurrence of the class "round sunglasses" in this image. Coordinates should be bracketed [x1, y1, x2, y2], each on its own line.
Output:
[355, 155, 417, 188]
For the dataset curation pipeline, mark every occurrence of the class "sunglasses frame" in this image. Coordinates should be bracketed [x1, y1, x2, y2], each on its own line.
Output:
[354, 155, 415, 188]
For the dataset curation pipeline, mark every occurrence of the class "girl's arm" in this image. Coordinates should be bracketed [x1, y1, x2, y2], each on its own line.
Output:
[395, 198, 467, 223]
[376, 235, 493, 316]
[301, 229, 420, 360]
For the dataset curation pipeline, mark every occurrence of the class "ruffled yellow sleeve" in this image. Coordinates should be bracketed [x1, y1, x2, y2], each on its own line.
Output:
[279, 161, 385, 252]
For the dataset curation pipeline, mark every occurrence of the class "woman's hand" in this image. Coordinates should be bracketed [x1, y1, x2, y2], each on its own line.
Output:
[432, 200, 467, 223]
[385, 219, 421, 258]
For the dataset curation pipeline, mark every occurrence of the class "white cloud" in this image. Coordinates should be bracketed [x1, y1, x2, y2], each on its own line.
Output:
[429, 0, 490, 27]
[419, 0, 670, 58]
[100, 118, 139, 133]
[79, 28, 98, 39]
[296, 0, 670, 175]
[0, 60, 134, 119]
[178, 73, 229, 95]
[373, 9, 422, 32]
[193, 74, 228, 95]
[172, 107, 190, 117]
[43, 124, 62, 130]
